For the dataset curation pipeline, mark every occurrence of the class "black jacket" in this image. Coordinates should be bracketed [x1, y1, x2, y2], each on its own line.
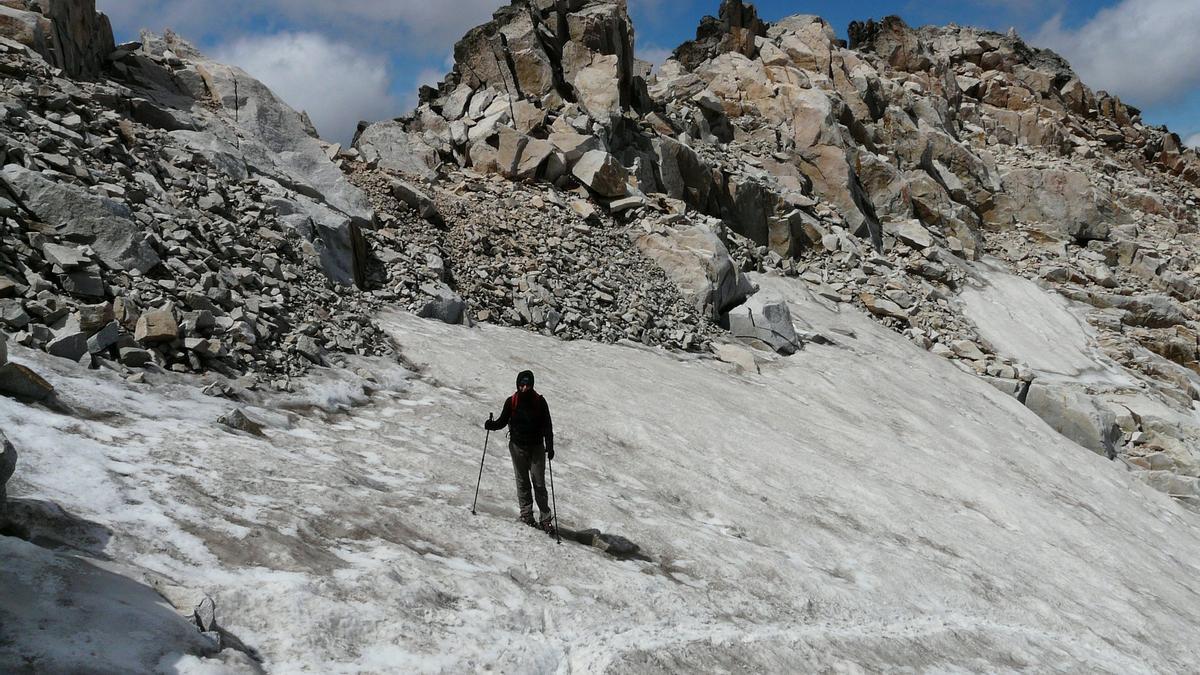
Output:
[486, 389, 554, 452]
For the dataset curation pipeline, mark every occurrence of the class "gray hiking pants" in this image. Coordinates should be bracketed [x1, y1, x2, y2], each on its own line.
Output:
[509, 440, 550, 520]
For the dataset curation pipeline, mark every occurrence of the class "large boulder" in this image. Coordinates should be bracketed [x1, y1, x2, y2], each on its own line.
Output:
[0, 428, 14, 510]
[0, 165, 159, 274]
[0, 362, 54, 402]
[571, 150, 628, 198]
[1023, 383, 1122, 459]
[727, 299, 801, 355]
[416, 283, 468, 325]
[635, 217, 756, 320]
[258, 187, 367, 287]
[353, 121, 442, 180]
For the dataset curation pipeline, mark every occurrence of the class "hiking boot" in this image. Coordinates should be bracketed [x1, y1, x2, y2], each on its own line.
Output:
[519, 515, 537, 527]
[539, 516, 555, 534]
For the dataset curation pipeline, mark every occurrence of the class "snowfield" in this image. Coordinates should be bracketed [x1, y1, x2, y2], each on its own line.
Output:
[4, 272, 1200, 673]
[960, 260, 1132, 384]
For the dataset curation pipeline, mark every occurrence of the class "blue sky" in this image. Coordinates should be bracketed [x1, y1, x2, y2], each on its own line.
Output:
[98, 0, 1199, 148]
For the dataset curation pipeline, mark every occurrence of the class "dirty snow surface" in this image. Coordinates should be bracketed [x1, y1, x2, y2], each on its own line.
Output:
[960, 261, 1126, 383]
[5, 273, 1200, 673]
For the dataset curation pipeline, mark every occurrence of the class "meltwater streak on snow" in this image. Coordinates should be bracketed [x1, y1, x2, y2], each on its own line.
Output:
[2, 273, 1200, 672]
[960, 261, 1126, 383]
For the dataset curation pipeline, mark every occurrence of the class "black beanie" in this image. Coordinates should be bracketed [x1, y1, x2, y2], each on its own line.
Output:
[516, 370, 535, 388]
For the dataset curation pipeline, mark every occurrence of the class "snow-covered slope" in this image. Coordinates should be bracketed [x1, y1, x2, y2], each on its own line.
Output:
[4, 273, 1200, 672]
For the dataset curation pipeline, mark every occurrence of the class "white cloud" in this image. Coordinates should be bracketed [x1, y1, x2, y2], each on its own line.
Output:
[1186, 133, 1200, 150]
[212, 32, 404, 145]
[637, 45, 672, 65]
[99, 0, 504, 52]
[1033, 0, 1200, 107]
[636, 44, 672, 75]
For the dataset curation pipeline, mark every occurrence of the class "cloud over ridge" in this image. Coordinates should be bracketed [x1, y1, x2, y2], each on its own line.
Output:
[213, 32, 403, 145]
[1033, 0, 1200, 107]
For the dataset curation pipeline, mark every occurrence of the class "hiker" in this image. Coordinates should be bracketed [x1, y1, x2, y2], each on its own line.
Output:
[485, 370, 555, 531]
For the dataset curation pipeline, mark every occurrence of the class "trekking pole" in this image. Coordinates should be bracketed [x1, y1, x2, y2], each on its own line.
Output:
[471, 414, 492, 515]
[548, 454, 562, 544]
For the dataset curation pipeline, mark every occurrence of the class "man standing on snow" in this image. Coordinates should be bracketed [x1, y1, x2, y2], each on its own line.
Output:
[485, 370, 555, 531]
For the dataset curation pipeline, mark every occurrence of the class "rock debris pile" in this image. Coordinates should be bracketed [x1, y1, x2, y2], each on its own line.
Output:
[0, 13, 392, 390]
[347, 167, 719, 349]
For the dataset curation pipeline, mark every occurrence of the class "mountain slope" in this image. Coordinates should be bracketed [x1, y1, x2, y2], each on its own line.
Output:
[3, 1, 1200, 672]
[5, 271, 1200, 671]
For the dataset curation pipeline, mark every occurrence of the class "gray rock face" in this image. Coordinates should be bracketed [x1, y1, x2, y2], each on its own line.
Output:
[635, 218, 755, 320]
[354, 121, 441, 180]
[0, 0, 115, 79]
[265, 191, 366, 288]
[1, 165, 160, 273]
[0, 428, 14, 509]
[194, 61, 374, 223]
[123, 36, 376, 289]
[988, 169, 1117, 241]
[1024, 383, 1122, 458]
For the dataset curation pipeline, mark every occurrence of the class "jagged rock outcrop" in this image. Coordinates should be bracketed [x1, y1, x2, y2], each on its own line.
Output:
[0, 0, 114, 79]
[355, 0, 647, 185]
[672, 0, 768, 70]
